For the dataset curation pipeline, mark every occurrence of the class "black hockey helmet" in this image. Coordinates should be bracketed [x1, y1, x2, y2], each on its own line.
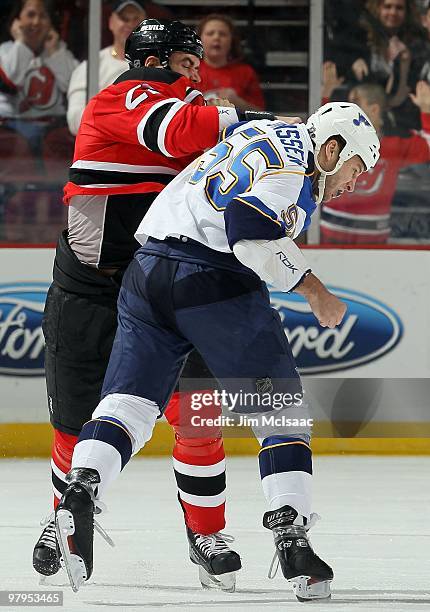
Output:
[124, 19, 203, 69]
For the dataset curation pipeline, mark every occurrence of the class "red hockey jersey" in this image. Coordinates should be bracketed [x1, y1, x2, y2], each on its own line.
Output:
[63, 67, 242, 269]
[64, 67, 235, 203]
[321, 112, 430, 244]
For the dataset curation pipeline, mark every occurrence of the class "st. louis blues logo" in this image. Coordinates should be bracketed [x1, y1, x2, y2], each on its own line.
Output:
[353, 113, 371, 127]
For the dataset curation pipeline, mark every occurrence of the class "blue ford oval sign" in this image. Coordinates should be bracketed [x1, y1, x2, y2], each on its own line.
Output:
[270, 287, 403, 374]
[0, 283, 48, 376]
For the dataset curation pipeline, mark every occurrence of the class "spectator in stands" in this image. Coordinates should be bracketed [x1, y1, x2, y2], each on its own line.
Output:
[324, 0, 368, 84]
[0, 0, 77, 148]
[67, 0, 146, 135]
[418, 1, 430, 81]
[321, 60, 346, 103]
[197, 14, 264, 110]
[50, 0, 172, 62]
[422, 0, 430, 36]
[351, 0, 428, 128]
[320, 72, 430, 243]
[0, 0, 78, 243]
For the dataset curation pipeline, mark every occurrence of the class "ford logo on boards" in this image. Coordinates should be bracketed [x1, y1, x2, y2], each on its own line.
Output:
[270, 287, 403, 374]
[0, 283, 48, 376]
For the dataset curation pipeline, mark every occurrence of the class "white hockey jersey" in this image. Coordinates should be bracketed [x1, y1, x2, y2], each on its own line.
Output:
[0, 40, 77, 118]
[135, 120, 317, 252]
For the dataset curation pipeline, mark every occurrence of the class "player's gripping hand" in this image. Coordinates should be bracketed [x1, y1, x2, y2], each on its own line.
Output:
[295, 273, 347, 328]
[206, 98, 235, 108]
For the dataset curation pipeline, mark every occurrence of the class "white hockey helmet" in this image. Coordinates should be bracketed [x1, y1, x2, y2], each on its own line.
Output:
[306, 102, 380, 203]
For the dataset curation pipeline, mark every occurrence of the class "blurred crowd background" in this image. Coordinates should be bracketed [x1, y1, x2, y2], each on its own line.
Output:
[0, 0, 429, 245]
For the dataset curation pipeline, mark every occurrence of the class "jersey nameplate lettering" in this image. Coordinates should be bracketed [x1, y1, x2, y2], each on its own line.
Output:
[273, 126, 305, 166]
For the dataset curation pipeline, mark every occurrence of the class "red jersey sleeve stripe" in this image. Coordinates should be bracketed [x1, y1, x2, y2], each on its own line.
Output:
[184, 88, 205, 104]
[161, 105, 221, 158]
[137, 98, 181, 151]
[157, 100, 187, 157]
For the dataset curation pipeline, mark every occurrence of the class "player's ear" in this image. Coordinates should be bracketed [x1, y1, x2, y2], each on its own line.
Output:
[318, 138, 340, 173]
[145, 56, 161, 68]
[326, 138, 339, 158]
[322, 138, 337, 161]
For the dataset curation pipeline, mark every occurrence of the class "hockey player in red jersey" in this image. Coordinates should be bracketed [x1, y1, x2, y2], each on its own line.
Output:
[33, 19, 283, 591]
[320, 72, 430, 243]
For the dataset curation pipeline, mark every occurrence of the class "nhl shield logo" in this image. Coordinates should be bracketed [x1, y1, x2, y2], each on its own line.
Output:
[255, 377, 273, 394]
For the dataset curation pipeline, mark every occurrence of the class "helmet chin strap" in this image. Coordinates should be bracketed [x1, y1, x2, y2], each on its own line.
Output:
[315, 172, 326, 205]
[313, 143, 348, 204]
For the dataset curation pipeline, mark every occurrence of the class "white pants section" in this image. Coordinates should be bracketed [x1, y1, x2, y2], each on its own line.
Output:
[72, 393, 160, 497]
[93, 393, 160, 454]
[261, 470, 312, 519]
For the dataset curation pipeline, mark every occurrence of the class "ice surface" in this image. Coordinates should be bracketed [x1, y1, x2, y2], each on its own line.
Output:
[1, 456, 429, 612]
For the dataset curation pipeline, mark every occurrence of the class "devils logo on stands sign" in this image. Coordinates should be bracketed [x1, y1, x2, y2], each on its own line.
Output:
[19, 66, 59, 113]
[0, 283, 48, 375]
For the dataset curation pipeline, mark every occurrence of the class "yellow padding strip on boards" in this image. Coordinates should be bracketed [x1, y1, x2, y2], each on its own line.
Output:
[0, 422, 430, 457]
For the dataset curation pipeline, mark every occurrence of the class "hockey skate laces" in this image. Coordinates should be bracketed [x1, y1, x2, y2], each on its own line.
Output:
[39, 508, 115, 548]
[94, 518, 115, 547]
[268, 513, 321, 579]
[38, 520, 57, 550]
[93, 500, 115, 547]
[195, 532, 235, 556]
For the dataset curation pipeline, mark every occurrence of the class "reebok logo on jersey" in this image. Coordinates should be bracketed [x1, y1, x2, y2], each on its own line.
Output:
[276, 251, 298, 273]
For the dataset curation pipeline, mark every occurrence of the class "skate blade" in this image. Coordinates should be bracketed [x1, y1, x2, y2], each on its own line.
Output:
[198, 566, 236, 593]
[55, 509, 87, 592]
[291, 576, 332, 602]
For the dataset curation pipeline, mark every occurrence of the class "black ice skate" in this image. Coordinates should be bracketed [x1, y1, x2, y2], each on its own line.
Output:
[33, 515, 61, 577]
[187, 527, 242, 592]
[55, 468, 100, 592]
[34, 509, 114, 583]
[263, 505, 333, 602]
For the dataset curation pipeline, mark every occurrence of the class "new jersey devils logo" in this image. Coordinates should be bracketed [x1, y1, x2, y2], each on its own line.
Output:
[125, 83, 160, 110]
[19, 66, 59, 112]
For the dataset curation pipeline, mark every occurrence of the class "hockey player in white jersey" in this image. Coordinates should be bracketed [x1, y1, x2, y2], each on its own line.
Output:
[55, 102, 380, 599]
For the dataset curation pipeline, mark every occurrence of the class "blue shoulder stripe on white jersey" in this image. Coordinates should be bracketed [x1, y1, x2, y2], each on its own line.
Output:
[224, 194, 286, 248]
[233, 195, 284, 228]
[221, 121, 249, 141]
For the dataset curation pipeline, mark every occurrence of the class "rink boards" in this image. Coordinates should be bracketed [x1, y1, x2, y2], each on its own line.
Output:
[0, 245, 429, 456]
